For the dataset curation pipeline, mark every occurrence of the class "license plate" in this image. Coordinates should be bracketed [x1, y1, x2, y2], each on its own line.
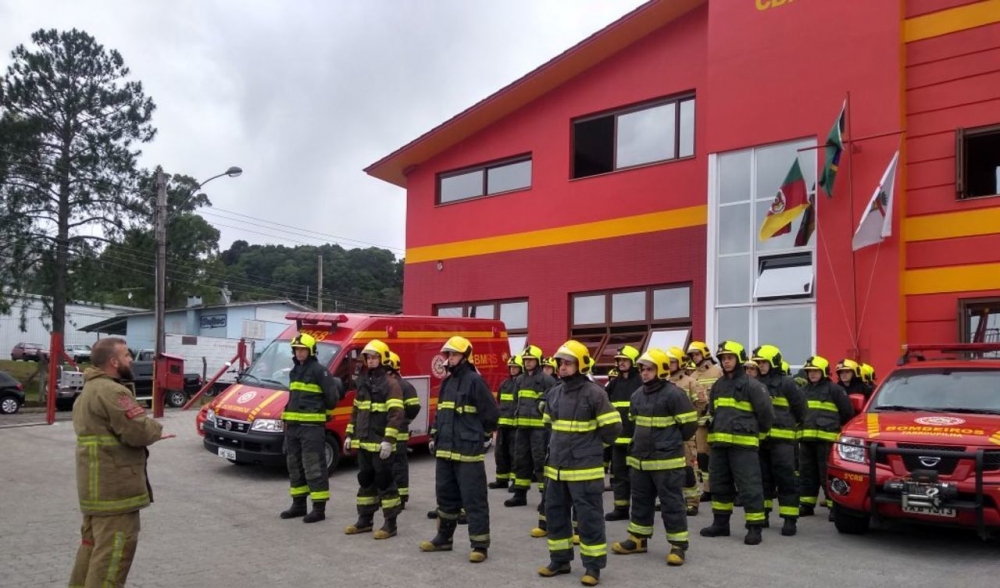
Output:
[217, 447, 237, 460]
[902, 503, 956, 517]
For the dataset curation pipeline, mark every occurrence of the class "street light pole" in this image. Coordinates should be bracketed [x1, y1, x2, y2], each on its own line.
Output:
[152, 166, 242, 418]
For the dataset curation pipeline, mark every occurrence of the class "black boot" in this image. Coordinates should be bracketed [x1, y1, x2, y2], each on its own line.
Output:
[504, 490, 528, 507]
[700, 514, 731, 537]
[279, 496, 307, 519]
[427, 509, 439, 519]
[303, 500, 326, 523]
[781, 518, 797, 536]
[374, 517, 397, 540]
[344, 515, 374, 534]
[799, 505, 815, 517]
[604, 507, 629, 522]
[744, 525, 763, 545]
[419, 518, 457, 552]
[488, 479, 509, 490]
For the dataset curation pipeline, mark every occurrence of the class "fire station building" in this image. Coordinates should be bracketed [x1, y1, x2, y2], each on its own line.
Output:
[366, 0, 1000, 377]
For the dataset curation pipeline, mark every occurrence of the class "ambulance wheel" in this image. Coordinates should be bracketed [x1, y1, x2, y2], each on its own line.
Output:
[325, 432, 340, 475]
[832, 504, 870, 535]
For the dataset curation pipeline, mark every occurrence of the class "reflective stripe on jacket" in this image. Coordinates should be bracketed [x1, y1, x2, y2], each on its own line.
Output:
[759, 370, 807, 442]
[694, 362, 724, 425]
[543, 374, 622, 481]
[627, 378, 698, 470]
[515, 369, 557, 427]
[801, 378, 854, 442]
[496, 376, 519, 427]
[707, 367, 773, 449]
[605, 368, 642, 444]
[281, 356, 341, 423]
[347, 367, 404, 451]
[431, 361, 500, 462]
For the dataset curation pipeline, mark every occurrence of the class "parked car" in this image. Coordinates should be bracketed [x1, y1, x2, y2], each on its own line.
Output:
[0, 371, 25, 414]
[66, 344, 92, 364]
[10, 342, 48, 362]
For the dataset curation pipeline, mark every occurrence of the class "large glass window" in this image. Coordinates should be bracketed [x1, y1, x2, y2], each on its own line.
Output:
[434, 299, 530, 353]
[438, 156, 532, 204]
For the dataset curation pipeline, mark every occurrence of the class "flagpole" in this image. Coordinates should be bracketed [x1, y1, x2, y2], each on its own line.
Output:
[846, 90, 860, 359]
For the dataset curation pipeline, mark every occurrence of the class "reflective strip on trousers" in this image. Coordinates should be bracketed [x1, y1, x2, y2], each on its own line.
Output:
[290, 485, 310, 497]
[745, 511, 766, 522]
[311, 490, 330, 501]
[625, 456, 686, 470]
[706, 432, 759, 447]
[435, 450, 485, 463]
[800, 496, 818, 505]
[666, 531, 689, 543]
[627, 521, 654, 536]
[543, 466, 605, 482]
[779, 506, 799, 517]
[614, 437, 631, 445]
[579, 542, 607, 557]
[357, 496, 379, 506]
[712, 501, 734, 512]
[548, 538, 572, 551]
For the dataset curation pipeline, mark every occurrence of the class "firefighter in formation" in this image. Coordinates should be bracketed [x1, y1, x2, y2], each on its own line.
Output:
[798, 356, 854, 518]
[508, 345, 559, 508]
[603, 345, 643, 522]
[666, 347, 707, 515]
[387, 351, 422, 507]
[489, 355, 523, 490]
[686, 341, 722, 502]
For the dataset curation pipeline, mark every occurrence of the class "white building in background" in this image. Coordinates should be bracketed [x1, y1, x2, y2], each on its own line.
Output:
[0, 294, 143, 354]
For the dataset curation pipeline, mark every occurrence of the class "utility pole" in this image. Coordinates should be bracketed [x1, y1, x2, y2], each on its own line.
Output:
[317, 254, 323, 312]
[153, 170, 168, 418]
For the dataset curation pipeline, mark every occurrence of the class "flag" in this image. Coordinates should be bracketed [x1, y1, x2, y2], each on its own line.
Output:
[759, 158, 810, 241]
[819, 100, 846, 198]
[794, 193, 816, 247]
[852, 150, 899, 251]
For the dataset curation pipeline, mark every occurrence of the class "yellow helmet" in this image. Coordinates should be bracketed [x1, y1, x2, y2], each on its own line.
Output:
[613, 345, 640, 364]
[744, 358, 760, 370]
[507, 355, 524, 369]
[362, 339, 392, 362]
[441, 336, 473, 357]
[637, 348, 671, 379]
[290, 333, 317, 356]
[751, 344, 783, 370]
[715, 340, 748, 363]
[667, 346, 687, 364]
[553, 340, 594, 374]
[803, 355, 830, 377]
[521, 345, 544, 363]
[544, 357, 558, 370]
[683, 358, 696, 372]
[386, 351, 401, 372]
[860, 363, 876, 384]
[687, 341, 711, 358]
[835, 358, 862, 379]
[781, 360, 790, 376]
[608, 367, 620, 378]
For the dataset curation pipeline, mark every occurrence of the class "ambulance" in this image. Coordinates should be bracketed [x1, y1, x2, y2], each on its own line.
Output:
[198, 312, 511, 473]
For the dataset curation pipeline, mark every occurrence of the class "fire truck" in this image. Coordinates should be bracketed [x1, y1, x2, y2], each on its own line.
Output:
[198, 312, 511, 473]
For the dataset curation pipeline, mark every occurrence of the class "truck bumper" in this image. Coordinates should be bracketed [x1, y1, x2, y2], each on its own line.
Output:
[202, 423, 286, 467]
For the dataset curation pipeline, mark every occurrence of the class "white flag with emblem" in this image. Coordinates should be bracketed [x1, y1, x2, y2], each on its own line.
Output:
[852, 150, 899, 251]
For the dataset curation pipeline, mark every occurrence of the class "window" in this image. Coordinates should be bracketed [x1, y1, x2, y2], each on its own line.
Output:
[434, 298, 529, 352]
[960, 298, 1000, 351]
[957, 125, 1000, 200]
[438, 156, 532, 204]
[709, 139, 817, 365]
[570, 284, 691, 373]
[572, 95, 695, 179]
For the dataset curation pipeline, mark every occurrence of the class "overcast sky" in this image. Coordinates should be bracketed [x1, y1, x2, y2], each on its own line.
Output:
[0, 0, 647, 258]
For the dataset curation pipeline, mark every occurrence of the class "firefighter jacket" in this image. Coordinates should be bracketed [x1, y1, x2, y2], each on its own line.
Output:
[758, 370, 806, 443]
[73, 369, 163, 516]
[542, 373, 622, 482]
[800, 378, 854, 442]
[394, 374, 421, 442]
[496, 375, 519, 428]
[282, 355, 342, 424]
[515, 368, 558, 428]
[694, 362, 724, 425]
[670, 371, 708, 416]
[347, 366, 405, 451]
[707, 366, 774, 449]
[605, 367, 643, 445]
[431, 360, 500, 462]
[839, 378, 871, 401]
[627, 378, 698, 471]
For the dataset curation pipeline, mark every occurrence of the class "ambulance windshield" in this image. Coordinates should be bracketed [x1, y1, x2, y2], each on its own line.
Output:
[872, 368, 1000, 414]
[241, 339, 340, 388]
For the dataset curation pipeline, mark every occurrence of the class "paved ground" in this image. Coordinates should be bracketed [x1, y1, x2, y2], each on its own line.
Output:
[2, 411, 997, 588]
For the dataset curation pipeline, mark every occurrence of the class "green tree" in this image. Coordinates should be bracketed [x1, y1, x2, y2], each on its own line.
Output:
[0, 28, 156, 336]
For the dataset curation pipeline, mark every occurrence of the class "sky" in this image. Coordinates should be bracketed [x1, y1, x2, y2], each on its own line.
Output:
[0, 0, 648, 258]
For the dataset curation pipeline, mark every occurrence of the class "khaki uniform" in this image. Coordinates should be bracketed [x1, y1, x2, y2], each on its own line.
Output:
[70, 368, 163, 588]
[693, 362, 723, 493]
[670, 371, 707, 507]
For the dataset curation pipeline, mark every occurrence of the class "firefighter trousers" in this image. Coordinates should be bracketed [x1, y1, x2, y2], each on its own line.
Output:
[545, 478, 607, 570]
[799, 441, 831, 508]
[709, 445, 765, 527]
[357, 449, 402, 519]
[513, 427, 546, 490]
[760, 440, 799, 519]
[629, 467, 688, 547]
[436, 458, 490, 548]
[684, 439, 701, 507]
[493, 426, 516, 482]
[695, 425, 710, 492]
[609, 444, 631, 510]
[69, 511, 140, 588]
[394, 439, 410, 501]
[286, 423, 329, 502]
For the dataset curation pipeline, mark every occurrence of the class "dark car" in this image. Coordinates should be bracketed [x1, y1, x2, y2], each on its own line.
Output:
[10, 342, 48, 362]
[0, 371, 25, 414]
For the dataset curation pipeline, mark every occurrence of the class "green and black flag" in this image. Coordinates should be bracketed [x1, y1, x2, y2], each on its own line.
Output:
[818, 100, 846, 198]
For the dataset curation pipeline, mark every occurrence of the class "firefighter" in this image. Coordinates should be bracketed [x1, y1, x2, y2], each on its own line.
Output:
[280, 333, 343, 523]
[699, 341, 773, 545]
[420, 336, 500, 563]
[667, 346, 707, 516]
[683, 358, 696, 378]
[508, 345, 558, 508]
[604, 345, 643, 522]
[860, 363, 877, 398]
[751, 345, 807, 536]
[836, 358, 869, 399]
[489, 355, 523, 490]
[743, 359, 760, 378]
[611, 349, 698, 566]
[543, 357, 558, 378]
[798, 356, 854, 518]
[537, 340, 622, 586]
[69, 337, 173, 588]
[343, 340, 405, 538]
[386, 351, 421, 508]
[688, 341, 722, 502]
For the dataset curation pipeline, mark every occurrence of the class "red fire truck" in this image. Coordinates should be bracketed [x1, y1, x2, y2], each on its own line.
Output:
[198, 312, 511, 473]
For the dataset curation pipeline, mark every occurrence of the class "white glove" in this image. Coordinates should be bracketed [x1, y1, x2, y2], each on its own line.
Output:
[343, 436, 352, 453]
[379, 441, 393, 460]
[428, 439, 436, 455]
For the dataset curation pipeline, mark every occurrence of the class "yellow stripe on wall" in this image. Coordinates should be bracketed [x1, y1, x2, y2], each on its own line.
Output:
[903, 0, 1000, 43]
[405, 205, 707, 264]
[903, 262, 1000, 295]
[904, 208, 1000, 242]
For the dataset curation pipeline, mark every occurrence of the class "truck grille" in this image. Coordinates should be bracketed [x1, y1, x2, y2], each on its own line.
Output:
[898, 443, 965, 475]
[984, 451, 1000, 472]
[215, 417, 250, 433]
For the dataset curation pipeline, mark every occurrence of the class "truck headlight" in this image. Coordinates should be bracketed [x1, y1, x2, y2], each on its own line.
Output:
[205, 409, 216, 425]
[837, 436, 867, 464]
[251, 419, 284, 433]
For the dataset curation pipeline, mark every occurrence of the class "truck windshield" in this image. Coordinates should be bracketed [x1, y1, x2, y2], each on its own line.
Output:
[872, 368, 1000, 413]
[241, 340, 340, 389]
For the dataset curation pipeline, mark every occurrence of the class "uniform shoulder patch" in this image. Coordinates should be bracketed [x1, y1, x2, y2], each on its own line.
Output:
[116, 393, 146, 419]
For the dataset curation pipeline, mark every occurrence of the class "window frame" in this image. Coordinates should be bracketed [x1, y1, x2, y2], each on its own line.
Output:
[570, 93, 696, 180]
[956, 124, 1000, 201]
[753, 252, 815, 301]
[958, 297, 1000, 344]
[436, 154, 533, 206]
[433, 298, 529, 336]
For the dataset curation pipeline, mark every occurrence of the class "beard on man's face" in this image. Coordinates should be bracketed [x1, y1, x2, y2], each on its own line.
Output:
[117, 364, 134, 381]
